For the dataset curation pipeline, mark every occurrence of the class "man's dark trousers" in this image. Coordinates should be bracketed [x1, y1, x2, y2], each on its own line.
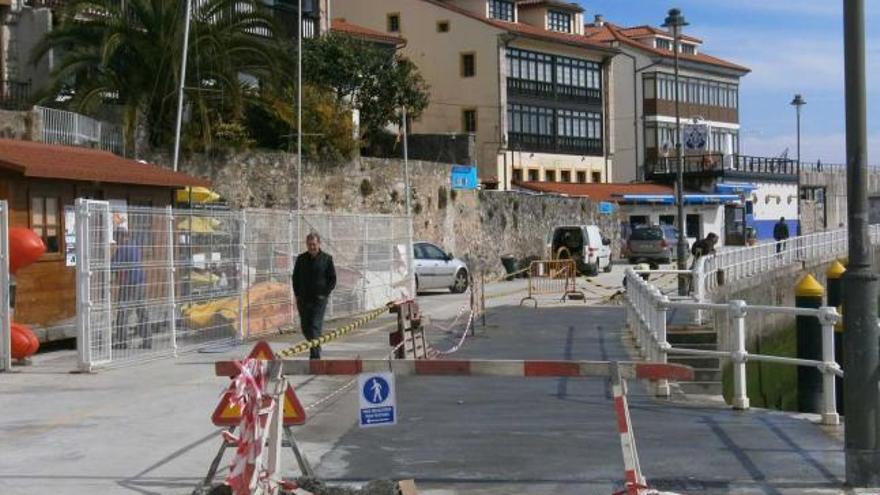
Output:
[298, 296, 328, 359]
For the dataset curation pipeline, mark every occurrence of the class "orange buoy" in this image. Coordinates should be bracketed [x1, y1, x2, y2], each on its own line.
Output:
[10, 322, 38, 360]
[9, 227, 46, 274]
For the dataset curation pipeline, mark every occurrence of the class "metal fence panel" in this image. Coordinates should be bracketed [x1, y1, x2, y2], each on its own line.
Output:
[75, 203, 413, 370]
[0, 200, 10, 371]
[37, 106, 124, 156]
[243, 209, 294, 338]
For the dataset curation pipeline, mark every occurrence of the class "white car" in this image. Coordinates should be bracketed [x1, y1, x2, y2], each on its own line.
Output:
[546, 224, 613, 276]
[413, 241, 469, 293]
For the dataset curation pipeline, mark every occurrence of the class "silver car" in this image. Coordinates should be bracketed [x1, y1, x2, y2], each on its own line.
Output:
[413, 242, 469, 293]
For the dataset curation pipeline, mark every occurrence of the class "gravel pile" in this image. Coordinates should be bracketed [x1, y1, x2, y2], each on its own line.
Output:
[291, 478, 398, 495]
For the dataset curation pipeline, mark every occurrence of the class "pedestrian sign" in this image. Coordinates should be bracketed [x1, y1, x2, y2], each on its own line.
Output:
[212, 382, 306, 427]
[358, 372, 397, 428]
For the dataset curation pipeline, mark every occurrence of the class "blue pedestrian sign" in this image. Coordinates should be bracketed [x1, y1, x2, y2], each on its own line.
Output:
[358, 372, 397, 428]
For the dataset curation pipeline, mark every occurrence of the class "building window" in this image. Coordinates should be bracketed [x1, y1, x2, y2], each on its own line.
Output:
[506, 48, 602, 103]
[686, 214, 702, 239]
[30, 195, 60, 253]
[656, 38, 672, 51]
[489, 0, 514, 21]
[577, 171, 587, 183]
[545, 170, 557, 182]
[513, 168, 523, 182]
[592, 171, 602, 183]
[547, 10, 571, 33]
[561, 170, 571, 182]
[462, 109, 477, 133]
[527, 169, 539, 181]
[461, 53, 476, 77]
[437, 20, 450, 32]
[681, 43, 696, 55]
[507, 103, 603, 156]
[648, 72, 739, 110]
[387, 13, 400, 32]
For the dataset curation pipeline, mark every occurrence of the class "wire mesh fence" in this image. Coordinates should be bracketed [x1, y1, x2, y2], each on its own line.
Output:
[75, 200, 413, 370]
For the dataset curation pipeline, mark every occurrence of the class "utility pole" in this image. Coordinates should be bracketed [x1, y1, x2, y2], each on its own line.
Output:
[663, 8, 689, 295]
[172, 0, 193, 172]
[402, 106, 411, 216]
[296, 0, 303, 210]
[842, 0, 880, 486]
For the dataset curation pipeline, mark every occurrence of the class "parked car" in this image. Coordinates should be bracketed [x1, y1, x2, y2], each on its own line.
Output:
[625, 225, 673, 264]
[413, 241, 469, 293]
[546, 225, 612, 276]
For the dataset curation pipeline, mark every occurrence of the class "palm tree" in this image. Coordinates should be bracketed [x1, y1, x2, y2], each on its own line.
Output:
[31, 0, 286, 154]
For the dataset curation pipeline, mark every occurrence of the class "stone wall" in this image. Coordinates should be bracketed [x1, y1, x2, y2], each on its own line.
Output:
[166, 151, 620, 275]
[0, 109, 34, 140]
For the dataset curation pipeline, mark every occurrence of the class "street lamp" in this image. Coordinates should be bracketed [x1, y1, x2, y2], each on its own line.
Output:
[790, 94, 806, 235]
[662, 8, 689, 295]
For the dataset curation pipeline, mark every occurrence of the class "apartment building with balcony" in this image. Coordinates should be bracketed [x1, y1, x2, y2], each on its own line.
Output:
[584, 16, 750, 184]
[334, 0, 619, 189]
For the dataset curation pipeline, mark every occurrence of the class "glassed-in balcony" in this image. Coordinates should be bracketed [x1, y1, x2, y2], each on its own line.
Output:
[646, 153, 798, 182]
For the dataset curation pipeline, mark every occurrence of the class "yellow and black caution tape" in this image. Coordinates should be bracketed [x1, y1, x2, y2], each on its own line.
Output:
[275, 305, 390, 358]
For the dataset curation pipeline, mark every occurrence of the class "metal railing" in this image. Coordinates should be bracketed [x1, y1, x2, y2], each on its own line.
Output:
[0, 201, 10, 371]
[624, 268, 842, 425]
[37, 106, 124, 156]
[694, 226, 880, 298]
[74, 200, 414, 371]
[0, 80, 32, 111]
[646, 153, 798, 178]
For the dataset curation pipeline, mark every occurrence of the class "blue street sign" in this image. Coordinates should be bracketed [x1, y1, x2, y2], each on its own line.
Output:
[358, 372, 397, 428]
[598, 201, 616, 214]
[451, 165, 478, 190]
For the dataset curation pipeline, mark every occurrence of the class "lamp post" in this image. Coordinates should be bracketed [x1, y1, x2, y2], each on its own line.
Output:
[791, 94, 806, 235]
[663, 8, 688, 295]
[842, 0, 880, 486]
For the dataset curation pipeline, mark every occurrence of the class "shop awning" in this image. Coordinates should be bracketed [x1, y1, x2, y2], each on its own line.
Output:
[621, 194, 743, 205]
[176, 187, 221, 204]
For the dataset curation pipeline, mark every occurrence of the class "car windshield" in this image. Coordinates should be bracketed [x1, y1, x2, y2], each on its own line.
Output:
[660, 225, 679, 241]
[630, 227, 663, 241]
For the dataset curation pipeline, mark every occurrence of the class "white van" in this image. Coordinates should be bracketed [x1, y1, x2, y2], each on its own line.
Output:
[546, 225, 612, 276]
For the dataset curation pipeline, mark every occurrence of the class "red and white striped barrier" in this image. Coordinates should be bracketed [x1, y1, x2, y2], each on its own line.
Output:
[216, 359, 693, 382]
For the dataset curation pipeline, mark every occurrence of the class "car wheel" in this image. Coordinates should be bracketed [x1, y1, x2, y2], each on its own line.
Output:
[585, 262, 599, 277]
[415, 276, 420, 293]
[628, 258, 637, 265]
[450, 270, 469, 293]
[603, 258, 613, 273]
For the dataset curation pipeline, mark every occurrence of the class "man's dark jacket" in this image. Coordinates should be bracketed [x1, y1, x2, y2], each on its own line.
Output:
[293, 251, 337, 301]
[773, 221, 790, 241]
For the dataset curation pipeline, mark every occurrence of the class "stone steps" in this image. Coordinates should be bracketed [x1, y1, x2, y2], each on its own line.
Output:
[667, 325, 724, 398]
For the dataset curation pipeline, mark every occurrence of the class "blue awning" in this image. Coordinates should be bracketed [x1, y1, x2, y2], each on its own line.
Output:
[621, 194, 742, 205]
[715, 182, 757, 194]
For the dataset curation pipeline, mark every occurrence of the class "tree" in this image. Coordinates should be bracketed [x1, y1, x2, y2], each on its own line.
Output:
[31, 0, 284, 154]
[302, 34, 429, 147]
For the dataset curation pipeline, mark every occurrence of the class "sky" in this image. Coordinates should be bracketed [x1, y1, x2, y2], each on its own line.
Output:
[577, 1, 880, 164]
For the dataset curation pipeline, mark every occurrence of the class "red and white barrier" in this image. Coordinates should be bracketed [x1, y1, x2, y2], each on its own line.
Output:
[217, 358, 693, 382]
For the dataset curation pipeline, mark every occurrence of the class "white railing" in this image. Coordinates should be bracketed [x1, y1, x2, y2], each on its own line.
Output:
[36, 106, 125, 156]
[694, 225, 880, 300]
[624, 268, 842, 425]
[75, 200, 414, 371]
[0, 200, 10, 371]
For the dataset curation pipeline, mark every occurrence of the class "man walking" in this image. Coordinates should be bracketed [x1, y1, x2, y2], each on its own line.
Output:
[112, 228, 150, 349]
[292, 232, 336, 359]
[773, 217, 790, 253]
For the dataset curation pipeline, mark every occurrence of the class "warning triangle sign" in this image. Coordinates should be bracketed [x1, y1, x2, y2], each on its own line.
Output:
[212, 382, 307, 427]
[248, 340, 275, 361]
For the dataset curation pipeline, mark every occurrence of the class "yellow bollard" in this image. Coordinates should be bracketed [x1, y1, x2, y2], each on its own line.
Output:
[796, 274, 825, 414]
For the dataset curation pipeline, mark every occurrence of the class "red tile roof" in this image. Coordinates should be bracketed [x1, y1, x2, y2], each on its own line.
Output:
[417, 0, 616, 54]
[0, 139, 209, 187]
[515, 181, 673, 202]
[584, 22, 748, 73]
[331, 18, 405, 46]
[617, 25, 702, 44]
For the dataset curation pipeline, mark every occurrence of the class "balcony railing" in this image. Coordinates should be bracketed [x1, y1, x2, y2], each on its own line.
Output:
[37, 106, 124, 156]
[507, 78, 601, 105]
[509, 132, 602, 156]
[646, 153, 797, 180]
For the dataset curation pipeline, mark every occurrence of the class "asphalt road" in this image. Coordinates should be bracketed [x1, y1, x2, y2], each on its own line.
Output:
[0, 264, 855, 494]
